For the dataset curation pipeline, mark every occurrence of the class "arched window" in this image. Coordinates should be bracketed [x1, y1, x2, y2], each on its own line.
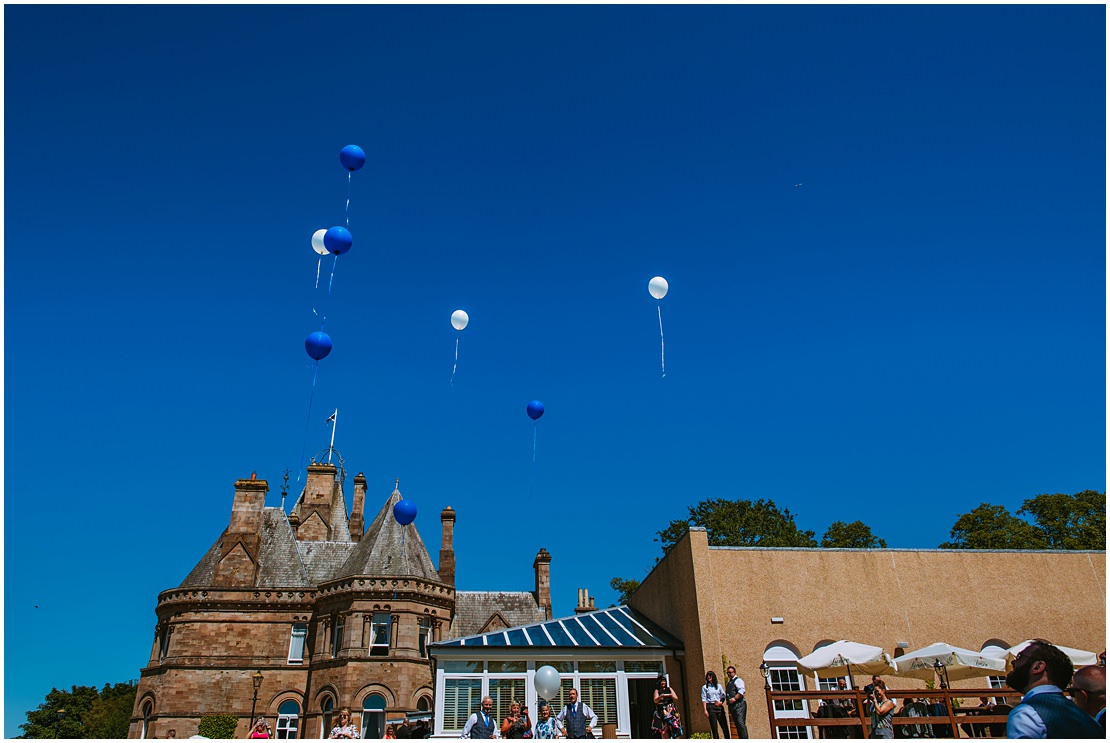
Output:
[362, 694, 386, 739]
[417, 696, 431, 712]
[764, 643, 811, 739]
[141, 700, 153, 739]
[319, 696, 335, 739]
[277, 700, 300, 739]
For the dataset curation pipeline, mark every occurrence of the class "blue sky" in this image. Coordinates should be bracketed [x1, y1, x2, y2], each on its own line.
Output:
[4, 4, 1105, 735]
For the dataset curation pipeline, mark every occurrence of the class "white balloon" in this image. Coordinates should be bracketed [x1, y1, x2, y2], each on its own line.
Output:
[451, 310, 469, 331]
[535, 665, 561, 699]
[311, 229, 329, 256]
[648, 276, 669, 300]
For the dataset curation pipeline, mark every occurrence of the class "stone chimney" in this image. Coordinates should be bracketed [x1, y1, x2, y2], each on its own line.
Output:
[350, 472, 366, 542]
[214, 474, 267, 586]
[296, 462, 338, 541]
[574, 588, 596, 614]
[439, 506, 456, 587]
[534, 548, 552, 620]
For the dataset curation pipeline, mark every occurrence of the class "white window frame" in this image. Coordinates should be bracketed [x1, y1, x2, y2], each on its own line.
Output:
[418, 616, 432, 658]
[332, 615, 345, 657]
[764, 645, 813, 740]
[319, 696, 334, 739]
[370, 613, 390, 656]
[277, 700, 300, 739]
[288, 623, 307, 665]
[362, 693, 387, 739]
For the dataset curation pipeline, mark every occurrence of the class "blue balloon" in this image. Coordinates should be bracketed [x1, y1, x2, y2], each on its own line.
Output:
[324, 226, 352, 255]
[394, 499, 417, 526]
[305, 331, 333, 361]
[340, 145, 366, 172]
[527, 400, 545, 421]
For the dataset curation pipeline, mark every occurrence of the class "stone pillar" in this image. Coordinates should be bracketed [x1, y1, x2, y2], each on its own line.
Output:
[440, 507, 456, 586]
[534, 548, 552, 620]
[350, 473, 366, 541]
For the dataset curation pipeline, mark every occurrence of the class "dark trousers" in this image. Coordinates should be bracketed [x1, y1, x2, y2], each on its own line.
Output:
[708, 705, 730, 738]
[729, 699, 748, 739]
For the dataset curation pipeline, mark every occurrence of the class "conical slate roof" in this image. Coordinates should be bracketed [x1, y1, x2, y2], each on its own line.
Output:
[337, 484, 440, 581]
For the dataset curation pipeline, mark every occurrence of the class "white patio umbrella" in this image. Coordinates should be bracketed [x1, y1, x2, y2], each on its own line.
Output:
[983, 640, 1099, 670]
[797, 640, 897, 679]
[893, 642, 1007, 682]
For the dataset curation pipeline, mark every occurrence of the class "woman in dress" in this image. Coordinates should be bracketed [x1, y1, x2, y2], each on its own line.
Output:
[328, 708, 361, 739]
[500, 701, 532, 739]
[248, 717, 271, 739]
[533, 703, 564, 740]
[651, 675, 684, 739]
[869, 680, 896, 739]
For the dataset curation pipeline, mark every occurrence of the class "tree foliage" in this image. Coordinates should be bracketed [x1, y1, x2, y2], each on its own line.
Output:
[1018, 490, 1105, 550]
[656, 498, 818, 555]
[18, 682, 135, 739]
[939, 503, 1048, 549]
[941, 492, 1105, 550]
[198, 714, 240, 739]
[609, 577, 641, 605]
[821, 520, 888, 548]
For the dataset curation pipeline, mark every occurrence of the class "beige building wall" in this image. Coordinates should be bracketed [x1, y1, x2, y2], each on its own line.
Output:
[631, 527, 1106, 739]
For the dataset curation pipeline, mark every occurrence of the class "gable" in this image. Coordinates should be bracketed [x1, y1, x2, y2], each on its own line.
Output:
[298, 510, 331, 542]
[479, 611, 510, 634]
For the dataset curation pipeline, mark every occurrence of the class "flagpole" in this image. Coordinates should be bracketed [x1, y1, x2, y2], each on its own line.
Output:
[327, 409, 338, 463]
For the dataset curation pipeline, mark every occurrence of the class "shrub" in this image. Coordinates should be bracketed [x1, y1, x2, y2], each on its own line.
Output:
[198, 714, 239, 739]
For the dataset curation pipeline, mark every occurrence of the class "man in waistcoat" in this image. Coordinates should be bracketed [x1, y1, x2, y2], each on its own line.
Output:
[1069, 665, 1106, 730]
[724, 665, 748, 738]
[1005, 639, 1102, 738]
[461, 696, 499, 738]
[556, 688, 598, 738]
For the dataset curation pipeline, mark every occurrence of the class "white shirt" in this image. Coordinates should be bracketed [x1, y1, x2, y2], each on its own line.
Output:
[1007, 684, 1061, 739]
[725, 675, 746, 701]
[702, 683, 727, 705]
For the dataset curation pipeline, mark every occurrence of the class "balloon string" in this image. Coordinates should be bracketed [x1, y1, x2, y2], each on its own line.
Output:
[315, 257, 322, 290]
[345, 172, 352, 228]
[296, 361, 320, 484]
[328, 254, 338, 296]
[658, 305, 666, 378]
[451, 338, 459, 387]
[530, 425, 537, 498]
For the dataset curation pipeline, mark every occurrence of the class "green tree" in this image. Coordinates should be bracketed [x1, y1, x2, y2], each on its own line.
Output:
[609, 577, 641, 605]
[1018, 490, 1105, 550]
[821, 520, 888, 548]
[198, 714, 240, 739]
[657, 498, 818, 556]
[939, 503, 1048, 550]
[18, 685, 100, 739]
[83, 682, 137, 738]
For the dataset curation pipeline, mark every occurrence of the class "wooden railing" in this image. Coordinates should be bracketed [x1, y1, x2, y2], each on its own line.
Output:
[764, 685, 1017, 739]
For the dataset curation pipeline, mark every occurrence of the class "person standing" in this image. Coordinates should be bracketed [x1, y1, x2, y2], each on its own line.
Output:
[701, 670, 730, 738]
[1005, 639, 1103, 738]
[724, 665, 748, 739]
[329, 708, 361, 739]
[501, 701, 531, 739]
[868, 681, 895, 739]
[556, 688, 598, 739]
[652, 675, 683, 739]
[249, 717, 272, 738]
[533, 704, 564, 740]
[461, 697, 499, 739]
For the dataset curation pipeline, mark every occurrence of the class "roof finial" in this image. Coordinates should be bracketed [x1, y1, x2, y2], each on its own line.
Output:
[395, 478, 400, 489]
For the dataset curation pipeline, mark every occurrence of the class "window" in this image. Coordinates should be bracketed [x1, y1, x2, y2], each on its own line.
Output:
[362, 694, 386, 740]
[443, 660, 483, 673]
[443, 679, 482, 731]
[488, 660, 526, 673]
[624, 661, 662, 674]
[580, 678, 618, 725]
[370, 613, 390, 656]
[490, 677, 527, 721]
[288, 623, 307, 665]
[319, 697, 334, 739]
[159, 627, 171, 660]
[419, 617, 432, 658]
[540, 678, 576, 711]
[417, 696, 431, 712]
[141, 701, 153, 739]
[277, 700, 300, 739]
[765, 643, 812, 740]
[579, 661, 616, 673]
[332, 616, 345, 657]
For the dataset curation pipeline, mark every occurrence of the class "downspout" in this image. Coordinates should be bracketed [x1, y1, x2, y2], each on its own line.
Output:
[673, 650, 689, 730]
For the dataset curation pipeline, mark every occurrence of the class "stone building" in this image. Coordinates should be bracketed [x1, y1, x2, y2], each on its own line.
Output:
[129, 464, 551, 739]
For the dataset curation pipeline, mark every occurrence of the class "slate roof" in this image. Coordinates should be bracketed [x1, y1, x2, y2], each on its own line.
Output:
[336, 486, 439, 581]
[437, 606, 682, 650]
[180, 508, 313, 588]
[451, 591, 547, 638]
